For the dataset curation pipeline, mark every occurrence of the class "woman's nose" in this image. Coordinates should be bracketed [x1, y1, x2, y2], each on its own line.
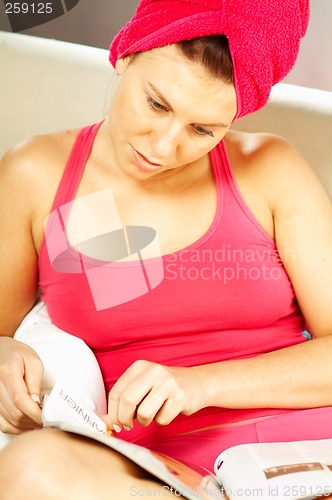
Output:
[149, 122, 182, 159]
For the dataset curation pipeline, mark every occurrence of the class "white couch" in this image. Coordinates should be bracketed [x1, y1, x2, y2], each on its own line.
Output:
[1, 30, 332, 198]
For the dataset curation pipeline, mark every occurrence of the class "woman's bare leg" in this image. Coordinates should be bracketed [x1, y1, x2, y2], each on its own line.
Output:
[0, 429, 184, 500]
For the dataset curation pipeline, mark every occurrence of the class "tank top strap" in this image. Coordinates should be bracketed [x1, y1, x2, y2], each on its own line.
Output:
[50, 121, 103, 212]
[213, 139, 233, 185]
[215, 138, 276, 245]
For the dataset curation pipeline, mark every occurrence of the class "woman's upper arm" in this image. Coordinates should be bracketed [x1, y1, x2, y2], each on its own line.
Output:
[263, 136, 332, 337]
[0, 147, 40, 336]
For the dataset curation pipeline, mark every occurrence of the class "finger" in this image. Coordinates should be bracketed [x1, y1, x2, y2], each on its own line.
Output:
[106, 364, 144, 430]
[0, 413, 40, 435]
[24, 353, 44, 403]
[12, 391, 43, 426]
[108, 377, 154, 430]
[0, 384, 27, 424]
[154, 398, 180, 426]
[21, 354, 44, 425]
[0, 385, 42, 429]
[108, 385, 140, 431]
[107, 361, 168, 431]
[135, 391, 166, 427]
[30, 394, 42, 408]
[0, 413, 22, 435]
[3, 373, 43, 426]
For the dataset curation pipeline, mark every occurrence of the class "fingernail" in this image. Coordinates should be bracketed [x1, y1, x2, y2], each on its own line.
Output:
[123, 426, 131, 431]
[30, 394, 41, 407]
[113, 424, 122, 433]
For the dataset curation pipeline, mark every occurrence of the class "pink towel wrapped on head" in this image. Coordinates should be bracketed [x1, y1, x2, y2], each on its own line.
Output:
[109, 0, 310, 119]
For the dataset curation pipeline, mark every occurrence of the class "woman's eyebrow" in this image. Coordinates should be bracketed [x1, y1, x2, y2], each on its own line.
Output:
[148, 82, 173, 109]
[147, 81, 229, 128]
[199, 121, 229, 128]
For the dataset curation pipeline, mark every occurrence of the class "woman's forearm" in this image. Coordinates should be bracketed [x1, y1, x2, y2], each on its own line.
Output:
[104, 336, 332, 430]
[194, 335, 332, 410]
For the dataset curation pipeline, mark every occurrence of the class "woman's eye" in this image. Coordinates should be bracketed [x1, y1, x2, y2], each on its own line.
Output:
[147, 95, 168, 112]
[194, 125, 214, 138]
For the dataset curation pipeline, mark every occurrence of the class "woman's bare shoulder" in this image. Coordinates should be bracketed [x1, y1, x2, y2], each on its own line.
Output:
[0, 128, 80, 184]
[225, 128, 300, 169]
[0, 128, 80, 213]
[224, 128, 322, 210]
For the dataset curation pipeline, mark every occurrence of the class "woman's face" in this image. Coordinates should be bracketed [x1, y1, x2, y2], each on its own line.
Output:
[107, 44, 237, 181]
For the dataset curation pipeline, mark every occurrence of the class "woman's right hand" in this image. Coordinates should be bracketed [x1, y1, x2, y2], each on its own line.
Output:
[0, 337, 44, 434]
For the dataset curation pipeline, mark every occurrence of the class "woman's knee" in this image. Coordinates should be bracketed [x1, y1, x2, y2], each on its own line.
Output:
[0, 428, 165, 500]
[0, 429, 75, 499]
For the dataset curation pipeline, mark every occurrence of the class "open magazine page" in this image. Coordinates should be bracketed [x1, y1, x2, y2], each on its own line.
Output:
[42, 380, 109, 435]
[42, 380, 225, 500]
[214, 441, 332, 500]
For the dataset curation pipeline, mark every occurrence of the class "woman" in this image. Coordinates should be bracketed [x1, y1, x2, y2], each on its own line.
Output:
[1, 0, 332, 498]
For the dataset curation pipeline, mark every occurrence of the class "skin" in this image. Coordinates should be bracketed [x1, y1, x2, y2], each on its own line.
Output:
[1, 45, 332, 498]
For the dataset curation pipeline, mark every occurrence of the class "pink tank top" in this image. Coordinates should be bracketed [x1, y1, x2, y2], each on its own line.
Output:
[38, 123, 307, 442]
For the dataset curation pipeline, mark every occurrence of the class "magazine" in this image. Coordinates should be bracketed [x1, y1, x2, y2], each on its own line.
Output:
[41, 380, 223, 500]
[42, 381, 332, 500]
[214, 441, 332, 500]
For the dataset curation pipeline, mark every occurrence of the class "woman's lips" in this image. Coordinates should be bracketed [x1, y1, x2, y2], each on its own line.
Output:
[130, 146, 164, 172]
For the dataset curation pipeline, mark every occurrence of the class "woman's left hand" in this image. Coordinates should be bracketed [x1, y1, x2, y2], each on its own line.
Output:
[102, 360, 208, 432]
